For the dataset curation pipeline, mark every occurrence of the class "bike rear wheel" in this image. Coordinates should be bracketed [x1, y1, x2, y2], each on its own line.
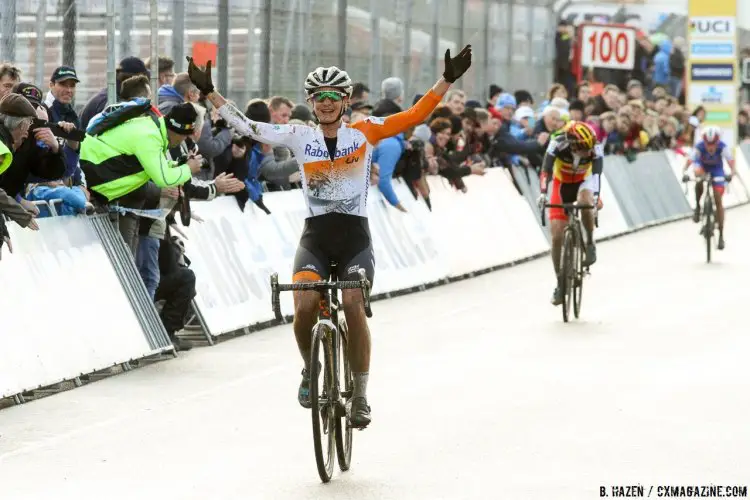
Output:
[335, 317, 353, 472]
[573, 227, 584, 318]
[310, 322, 336, 483]
[560, 228, 575, 323]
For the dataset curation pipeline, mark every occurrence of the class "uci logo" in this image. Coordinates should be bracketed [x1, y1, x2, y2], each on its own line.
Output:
[690, 17, 734, 37]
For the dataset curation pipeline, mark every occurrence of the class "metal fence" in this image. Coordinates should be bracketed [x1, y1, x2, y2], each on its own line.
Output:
[1, 0, 555, 108]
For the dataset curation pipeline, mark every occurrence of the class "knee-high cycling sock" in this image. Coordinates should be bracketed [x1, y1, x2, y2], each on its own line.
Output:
[353, 372, 369, 399]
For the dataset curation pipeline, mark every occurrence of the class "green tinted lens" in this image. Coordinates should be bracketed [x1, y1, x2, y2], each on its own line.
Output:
[313, 91, 343, 102]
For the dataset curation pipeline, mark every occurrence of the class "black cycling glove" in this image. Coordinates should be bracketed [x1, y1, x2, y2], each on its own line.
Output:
[186, 56, 215, 95]
[443, 45, 472, 83]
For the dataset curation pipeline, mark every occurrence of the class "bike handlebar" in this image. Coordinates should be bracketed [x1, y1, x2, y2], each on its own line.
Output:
[270, 269, 373, 322]
[544, 203, 596, 210]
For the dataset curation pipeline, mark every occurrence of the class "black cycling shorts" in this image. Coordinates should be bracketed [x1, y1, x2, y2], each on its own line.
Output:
[292, 213, 375, 285]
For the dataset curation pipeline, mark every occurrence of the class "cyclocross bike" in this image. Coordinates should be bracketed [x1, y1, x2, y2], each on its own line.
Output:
[684, 172, 730, 263]
[270, 265, 372, 483]
[541, 201, 597, 323]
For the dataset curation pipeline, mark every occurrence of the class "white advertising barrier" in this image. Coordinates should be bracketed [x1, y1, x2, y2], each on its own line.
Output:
[0, 216, 161, 399]
[595, 171, 630, 240]
[367, 181, 448, 295]
[665, 147, 750, 210]
[426, 169, 548, 277]
[174, 195, 292, 336]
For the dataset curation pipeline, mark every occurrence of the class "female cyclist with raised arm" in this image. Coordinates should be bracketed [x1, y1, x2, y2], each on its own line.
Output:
[186, 46, 472, 428]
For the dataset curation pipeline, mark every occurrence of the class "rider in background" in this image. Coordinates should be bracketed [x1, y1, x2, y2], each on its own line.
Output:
[682, 125, 736, 250]
[539, 121, 603, 306]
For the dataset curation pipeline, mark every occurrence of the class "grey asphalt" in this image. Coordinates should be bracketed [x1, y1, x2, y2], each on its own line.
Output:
[1, 209, 749, 500]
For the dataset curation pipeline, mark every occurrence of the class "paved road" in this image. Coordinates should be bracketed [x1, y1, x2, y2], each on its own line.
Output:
[1, 210, 750, 500]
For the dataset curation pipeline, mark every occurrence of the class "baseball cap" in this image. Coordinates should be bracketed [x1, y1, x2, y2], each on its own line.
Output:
[0, 93, 37, 118]
[51, 65, 80, 83]
[164, 103, 198, 135]
[12, 82, 44, 108]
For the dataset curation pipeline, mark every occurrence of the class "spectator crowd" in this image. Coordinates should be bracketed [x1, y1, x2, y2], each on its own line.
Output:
[1, 28, 749, 349]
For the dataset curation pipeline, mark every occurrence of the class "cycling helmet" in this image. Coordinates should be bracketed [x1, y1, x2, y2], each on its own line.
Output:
[564, 120, 596, 150]
[304, 66, 353, 97]
[702, 125, 720, 144]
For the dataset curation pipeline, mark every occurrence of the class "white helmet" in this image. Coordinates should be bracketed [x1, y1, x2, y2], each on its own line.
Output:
[304, 66, 353, 97]
[702, 125, 721, 144]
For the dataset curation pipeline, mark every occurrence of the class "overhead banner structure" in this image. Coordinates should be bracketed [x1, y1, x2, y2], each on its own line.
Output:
[687, 0, 738, 148]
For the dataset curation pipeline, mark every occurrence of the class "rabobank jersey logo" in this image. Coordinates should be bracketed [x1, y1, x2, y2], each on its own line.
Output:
[690, 63, 734, 81]
[304, 142, 361, 159]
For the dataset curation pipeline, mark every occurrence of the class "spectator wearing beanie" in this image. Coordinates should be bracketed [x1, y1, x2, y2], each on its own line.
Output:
[373, 77, 405, 117]
[80, 56, 150, 129]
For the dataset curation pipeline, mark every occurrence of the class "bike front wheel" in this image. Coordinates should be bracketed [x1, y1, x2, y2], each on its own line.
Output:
[704, 204, 713, 264]
[573, 229, 584, 318]
[310, 322, 336, 483]
[560, 228, 575, 323]
[335, 317, 353, 472]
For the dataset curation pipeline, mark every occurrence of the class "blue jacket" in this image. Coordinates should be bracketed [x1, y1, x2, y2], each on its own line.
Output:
[47, 97, 83, 186]
[244, 144, 265, 202]
[653, 40, 672, 85]
[373, 134, 405, 207]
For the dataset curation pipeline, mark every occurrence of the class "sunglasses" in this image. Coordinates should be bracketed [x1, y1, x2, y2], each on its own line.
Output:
[310, 91, 346, 103]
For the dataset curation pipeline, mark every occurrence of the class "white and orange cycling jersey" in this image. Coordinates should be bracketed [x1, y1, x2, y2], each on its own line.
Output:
[218, 91, 442, 218]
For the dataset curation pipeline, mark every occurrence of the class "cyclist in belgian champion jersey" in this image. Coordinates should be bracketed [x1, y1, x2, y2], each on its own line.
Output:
[681, 125, 736, 250]
[186, 46, 472, 428]
[539, 121, 604, 306]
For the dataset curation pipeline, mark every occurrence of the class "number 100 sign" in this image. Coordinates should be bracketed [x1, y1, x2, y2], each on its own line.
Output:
[580, 24, 636, 71]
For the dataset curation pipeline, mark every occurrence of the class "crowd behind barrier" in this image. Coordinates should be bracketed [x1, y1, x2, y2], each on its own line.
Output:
[2, 146, 749, 402]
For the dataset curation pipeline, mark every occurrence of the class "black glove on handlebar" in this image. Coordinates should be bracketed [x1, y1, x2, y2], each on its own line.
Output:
[443, 45, 472, 83]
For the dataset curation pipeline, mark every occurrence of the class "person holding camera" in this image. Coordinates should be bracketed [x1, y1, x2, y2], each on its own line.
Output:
[10, 83, 91, 217]
[80, 102, 204, 254]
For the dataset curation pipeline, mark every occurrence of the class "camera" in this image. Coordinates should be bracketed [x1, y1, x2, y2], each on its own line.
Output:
[176, 153, 210, 169]
[30, 118, 86, 142]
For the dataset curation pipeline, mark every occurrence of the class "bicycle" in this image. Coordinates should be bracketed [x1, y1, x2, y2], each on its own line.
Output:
[270, 265, 372, 483]
[683, 172, 730, 263]
[540, 201, 596, 323]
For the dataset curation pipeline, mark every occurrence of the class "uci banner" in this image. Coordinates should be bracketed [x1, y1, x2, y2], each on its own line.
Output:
[687, 0, 738, 148]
